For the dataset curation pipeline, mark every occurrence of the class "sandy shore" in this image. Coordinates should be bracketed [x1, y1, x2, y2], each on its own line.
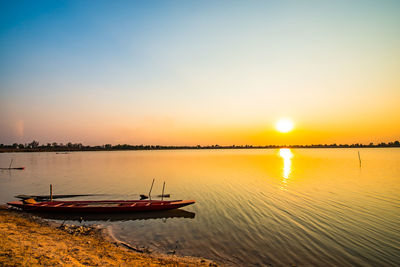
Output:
[0, 207, 218, 266]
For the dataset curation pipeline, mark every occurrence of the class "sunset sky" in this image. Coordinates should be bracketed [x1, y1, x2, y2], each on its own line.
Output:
[1, 0, 399, 146]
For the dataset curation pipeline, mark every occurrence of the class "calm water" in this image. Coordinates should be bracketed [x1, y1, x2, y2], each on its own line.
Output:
[0, 149, 399, 266]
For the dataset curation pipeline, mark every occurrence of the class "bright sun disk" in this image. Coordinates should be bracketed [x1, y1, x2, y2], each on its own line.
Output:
[276, 119, 294, 133]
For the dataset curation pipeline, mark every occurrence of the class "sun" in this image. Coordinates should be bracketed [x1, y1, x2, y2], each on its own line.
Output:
[276, 118, 294, 133]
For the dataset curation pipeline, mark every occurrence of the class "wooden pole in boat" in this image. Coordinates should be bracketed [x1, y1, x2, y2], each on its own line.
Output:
[358, 151, 362, 167]
[149, 179, 155, 200]
[50, 184, 53, 202]
[161, 181, 165, 201]
[9, 159, 13, 169]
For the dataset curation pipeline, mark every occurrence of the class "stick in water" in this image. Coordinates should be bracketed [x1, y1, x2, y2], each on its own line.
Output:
[50, 184, 53, 202]
[149, 179, 155, 200]
[358, 151, 362, 167]
[161, 181, 165, 201]
[9, 159, 13, 169]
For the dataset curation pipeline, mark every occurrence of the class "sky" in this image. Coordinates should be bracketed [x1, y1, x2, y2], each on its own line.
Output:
[1, 0, 399, 146]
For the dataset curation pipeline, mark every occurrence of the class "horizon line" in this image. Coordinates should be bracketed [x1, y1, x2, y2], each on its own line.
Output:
[1, 140, 399, 151]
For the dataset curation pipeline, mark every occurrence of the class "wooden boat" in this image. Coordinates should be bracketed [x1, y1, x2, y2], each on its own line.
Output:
[140, 194, 170, 200]
[15, 194, 106, 201]
[1, 159, 25, 170]
[7, 199, 195, 213]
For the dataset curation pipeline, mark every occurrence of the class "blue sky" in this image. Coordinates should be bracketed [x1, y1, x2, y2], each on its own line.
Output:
[1, 0, 399, 145]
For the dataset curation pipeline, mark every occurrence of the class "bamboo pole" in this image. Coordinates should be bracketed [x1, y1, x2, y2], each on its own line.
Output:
[149, 179, 155, 200]
[50, 184, 53, 202]
[161, 182, 165, 201]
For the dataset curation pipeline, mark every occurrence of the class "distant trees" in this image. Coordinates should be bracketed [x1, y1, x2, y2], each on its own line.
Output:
[0, 139, 399, 152]
[28, 140, 39, 148]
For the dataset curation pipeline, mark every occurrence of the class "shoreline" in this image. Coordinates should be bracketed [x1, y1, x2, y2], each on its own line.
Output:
[1, 146, 399, 154]
[0, 206, 218, 266]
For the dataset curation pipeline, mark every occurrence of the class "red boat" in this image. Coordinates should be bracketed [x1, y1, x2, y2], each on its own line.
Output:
[7, 199, 195, 213]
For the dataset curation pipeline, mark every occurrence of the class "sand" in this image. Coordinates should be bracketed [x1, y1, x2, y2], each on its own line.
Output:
[0, 207, 218, 266]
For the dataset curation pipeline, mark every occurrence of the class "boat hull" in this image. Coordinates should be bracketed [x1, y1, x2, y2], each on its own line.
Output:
[7, 199, 195, 213]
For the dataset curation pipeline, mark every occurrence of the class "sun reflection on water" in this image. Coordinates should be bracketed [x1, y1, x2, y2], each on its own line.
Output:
[279, 148, 293, 189]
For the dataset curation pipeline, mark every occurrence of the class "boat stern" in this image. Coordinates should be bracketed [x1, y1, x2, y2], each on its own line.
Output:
[7, 201, 25, 209]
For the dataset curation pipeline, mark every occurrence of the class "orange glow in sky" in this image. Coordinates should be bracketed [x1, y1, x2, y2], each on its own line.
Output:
[0, 2, 399, 146]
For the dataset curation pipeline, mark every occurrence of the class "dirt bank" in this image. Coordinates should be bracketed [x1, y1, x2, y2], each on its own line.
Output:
[0, 207, 218, 266]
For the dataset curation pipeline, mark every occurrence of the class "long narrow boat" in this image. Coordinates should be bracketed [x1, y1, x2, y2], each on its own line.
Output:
[0, 167, 25, 170]
[7, 199, 195, 213]
[1, 159, 24, 170]
[15, 194, 106, 201]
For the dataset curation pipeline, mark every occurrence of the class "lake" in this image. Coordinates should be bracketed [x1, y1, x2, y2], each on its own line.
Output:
[0, 148, 399, 266]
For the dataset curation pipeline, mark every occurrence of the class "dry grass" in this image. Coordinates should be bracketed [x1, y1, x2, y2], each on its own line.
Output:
[0, 208, 217, 266]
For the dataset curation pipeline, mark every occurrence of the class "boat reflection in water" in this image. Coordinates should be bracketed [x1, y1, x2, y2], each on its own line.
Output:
[32, 209, 195, 222]
[279, 148, 293, 189]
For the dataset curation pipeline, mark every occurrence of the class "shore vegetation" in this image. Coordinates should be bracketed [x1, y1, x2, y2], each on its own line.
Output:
[0, 140, 399, 153]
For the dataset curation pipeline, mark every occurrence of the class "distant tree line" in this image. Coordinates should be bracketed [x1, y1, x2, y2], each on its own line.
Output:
[0, 140, 399, 152]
